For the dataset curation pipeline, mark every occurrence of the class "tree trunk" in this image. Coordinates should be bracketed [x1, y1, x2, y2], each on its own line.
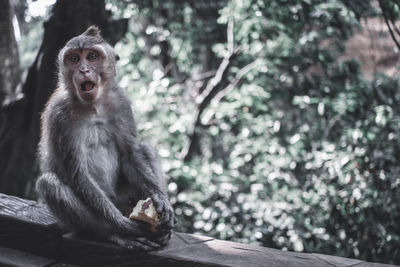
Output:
[0, 0, 20, 105]
[0, 0, 128, 198]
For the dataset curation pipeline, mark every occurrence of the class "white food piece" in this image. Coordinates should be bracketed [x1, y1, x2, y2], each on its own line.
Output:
[129, 198, 160, 231]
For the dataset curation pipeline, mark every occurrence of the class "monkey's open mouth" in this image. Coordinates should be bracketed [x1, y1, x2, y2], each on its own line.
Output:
[80, 81, 95, 92]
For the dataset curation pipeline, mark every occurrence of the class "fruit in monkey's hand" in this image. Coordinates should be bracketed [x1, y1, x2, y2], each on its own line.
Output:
[129, 198, 161, 232]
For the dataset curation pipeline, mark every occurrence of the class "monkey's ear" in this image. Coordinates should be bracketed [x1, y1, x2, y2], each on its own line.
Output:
[83, 25, 101, 37]
[115, 54, 120, 61]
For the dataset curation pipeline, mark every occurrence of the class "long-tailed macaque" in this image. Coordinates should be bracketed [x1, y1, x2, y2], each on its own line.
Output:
[36, 26, 174, 251]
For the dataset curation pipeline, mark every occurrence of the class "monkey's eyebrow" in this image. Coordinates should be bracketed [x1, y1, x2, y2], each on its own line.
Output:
[62, 49, 79, 60]
[91, 45, 107, 58]
[63, 49, 80, 55]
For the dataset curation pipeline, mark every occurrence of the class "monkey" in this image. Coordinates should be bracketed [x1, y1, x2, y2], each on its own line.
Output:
[35, 26, 174, 251]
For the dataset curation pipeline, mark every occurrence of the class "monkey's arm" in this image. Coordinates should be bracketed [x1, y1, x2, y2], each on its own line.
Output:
[116, 119, 174, 233]
[121, 144, 174, 232]
[113, 92, 174, 236]
[71, 167, 137, 233]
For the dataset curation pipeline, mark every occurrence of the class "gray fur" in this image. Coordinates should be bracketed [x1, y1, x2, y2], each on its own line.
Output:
[36, 27, 174, 251]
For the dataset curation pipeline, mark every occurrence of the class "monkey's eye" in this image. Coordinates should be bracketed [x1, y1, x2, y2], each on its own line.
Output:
[68, 54, 80, 63]
[87, 51, 99, 61]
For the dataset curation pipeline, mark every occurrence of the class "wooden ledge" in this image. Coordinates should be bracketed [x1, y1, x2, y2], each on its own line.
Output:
[0, 193, 396, 267]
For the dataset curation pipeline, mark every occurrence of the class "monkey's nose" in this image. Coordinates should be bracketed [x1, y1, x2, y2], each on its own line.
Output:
[79, 68, 90, 74]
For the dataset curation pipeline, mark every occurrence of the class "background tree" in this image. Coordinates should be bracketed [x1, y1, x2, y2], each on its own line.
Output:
[0, 0, 20, 106]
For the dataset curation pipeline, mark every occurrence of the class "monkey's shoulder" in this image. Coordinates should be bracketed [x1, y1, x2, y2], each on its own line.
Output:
[42, 89, 71, 126]
[107, 87, 132, 110]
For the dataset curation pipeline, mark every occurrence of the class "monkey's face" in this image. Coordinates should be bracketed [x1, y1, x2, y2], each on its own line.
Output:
[63, 47, 106, 103]
[59, 27, 118, 103]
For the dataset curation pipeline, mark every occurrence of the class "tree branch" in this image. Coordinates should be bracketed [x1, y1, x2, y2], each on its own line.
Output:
[227, 15, 234, 55]
[201, 58, 262, 124]
[192, 70, 217, 82]
[184, 14, 239, 161]
[195, 16, 239, 114]
[379, 0, 400, 51]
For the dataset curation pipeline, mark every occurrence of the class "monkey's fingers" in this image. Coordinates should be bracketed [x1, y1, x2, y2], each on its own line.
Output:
[153, 223, 172, 237]
[157, 212, 170, 230]
[153, 231, 172, 247]
[150, 194, 174, 232]
[151, 194, 165, 214]
[157, 207, 174, 231]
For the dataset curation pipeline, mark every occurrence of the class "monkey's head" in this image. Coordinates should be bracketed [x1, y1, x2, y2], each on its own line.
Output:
[58, 26, 119, 103]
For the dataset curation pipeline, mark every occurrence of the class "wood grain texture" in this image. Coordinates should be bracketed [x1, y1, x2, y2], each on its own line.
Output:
[0, 193, 397, 267]
[0, 246, 57, 267]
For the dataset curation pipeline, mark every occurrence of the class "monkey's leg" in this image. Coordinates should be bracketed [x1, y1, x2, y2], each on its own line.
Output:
[37, 173, 156, 250]
[36, 172, 110, 236]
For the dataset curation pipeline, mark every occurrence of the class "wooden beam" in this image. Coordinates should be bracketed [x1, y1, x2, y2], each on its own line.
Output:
[0, 193, 396, 267]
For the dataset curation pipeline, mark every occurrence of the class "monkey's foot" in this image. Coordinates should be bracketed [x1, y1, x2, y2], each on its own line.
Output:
[108, 234, 162, 251]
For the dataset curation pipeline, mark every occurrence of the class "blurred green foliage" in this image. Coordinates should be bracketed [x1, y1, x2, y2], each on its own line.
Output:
[22, 0, 400, 264]
[109, 0, 400, 264]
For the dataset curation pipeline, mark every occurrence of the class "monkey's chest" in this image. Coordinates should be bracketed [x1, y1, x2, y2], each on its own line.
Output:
[81, 123, 119, 196]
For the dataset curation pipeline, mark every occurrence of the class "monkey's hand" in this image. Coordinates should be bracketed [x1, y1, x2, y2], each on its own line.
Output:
[151, 229, 172, 247]
[124, 217, 171, 247]
[151, 193, 175, 235]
